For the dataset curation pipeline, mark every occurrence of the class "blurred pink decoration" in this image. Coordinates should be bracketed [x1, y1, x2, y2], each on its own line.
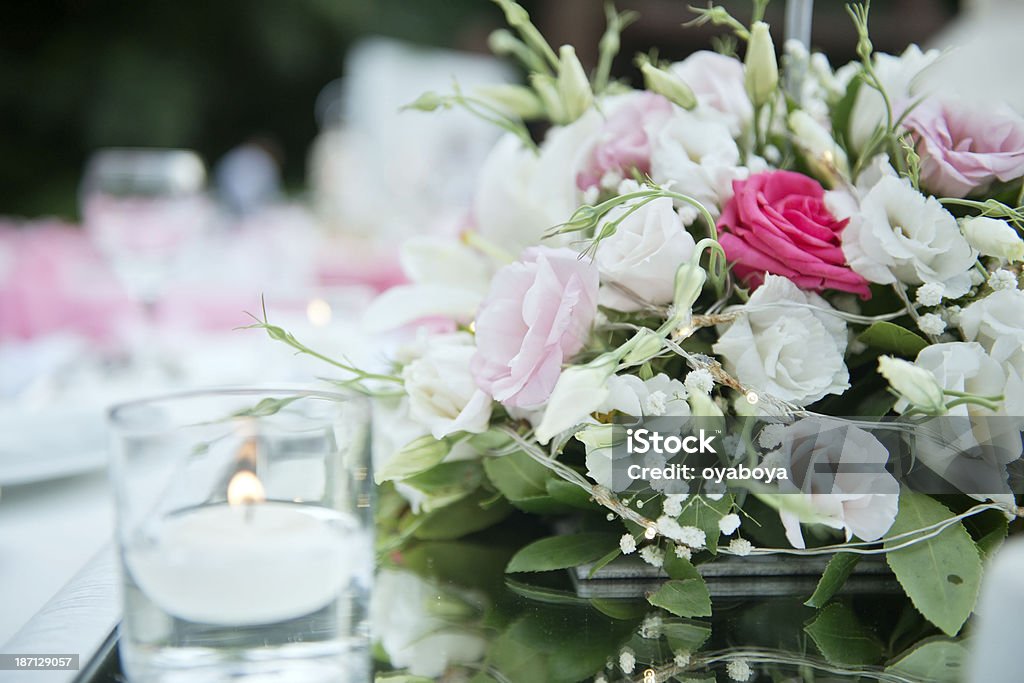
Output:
[0, 220, 134, 345]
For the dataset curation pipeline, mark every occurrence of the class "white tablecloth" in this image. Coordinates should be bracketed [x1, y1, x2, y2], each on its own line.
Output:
[0, 470, 113, 646]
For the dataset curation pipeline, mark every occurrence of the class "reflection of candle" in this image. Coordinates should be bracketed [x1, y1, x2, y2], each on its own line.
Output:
[127, 471, 354, 626]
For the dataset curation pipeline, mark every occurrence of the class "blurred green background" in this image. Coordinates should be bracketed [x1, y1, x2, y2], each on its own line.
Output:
[1, 0, 959, 219]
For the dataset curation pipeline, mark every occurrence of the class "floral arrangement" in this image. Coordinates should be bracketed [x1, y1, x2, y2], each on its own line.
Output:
[257, 1, 1024, 680]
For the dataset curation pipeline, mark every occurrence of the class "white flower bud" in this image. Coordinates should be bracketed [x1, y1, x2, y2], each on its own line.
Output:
[473, 83, 545, 119]
[672, 262, 708, 316]
[788, 109, 850, 182]
[556, 45, 593, 123]
[877, 355, 946, 414]
[744, 22, 779, 108]
[640, 62, 697, 109]
[961, 216, 1024, 262]
[622, 328, 664, 364]
[535, 355, 617, 444]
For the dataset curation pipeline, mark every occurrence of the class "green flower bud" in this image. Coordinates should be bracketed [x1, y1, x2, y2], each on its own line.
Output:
[622, 328, 664, 365]
[474, 84, 545, 119]
[640, 62, 697, 110]
[556, 45, 593, 123]
[673, 262, 708, 315]
[744, 21, 779, 108]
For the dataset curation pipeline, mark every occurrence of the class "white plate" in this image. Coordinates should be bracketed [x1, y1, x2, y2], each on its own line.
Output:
[0, 407, 108, 487]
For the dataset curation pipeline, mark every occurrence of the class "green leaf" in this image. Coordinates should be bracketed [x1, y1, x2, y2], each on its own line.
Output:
[805, 553, 860, 608]
[377, 435, 449, 483]
[647, 578, 712, 617]
[857, 321, 928, 358]
[483, 450, 551, 500]
[663, 550, 701, 581]
[678, 495, 733, 554]
[506, 532, 618, 573]
[885, 490, 982, 636]
[589, 598, 649, 620]
[401, 461, 482, 511]
[586, 547, 622, 578]
[409, 489, 513, 540]
[229, 396, 302, 419]
[662, 620, 712, 653]
[505, 579, 590, 606]
[886, 637, 968, 683]
[545, 479, 596, 510]
[804, 603, 884, 666]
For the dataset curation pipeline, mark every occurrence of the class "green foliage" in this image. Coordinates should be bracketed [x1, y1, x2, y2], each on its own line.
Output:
[506, 532, 619, 573]
[406, 488, 513, 541]
[647, 578, 712, 618]
[805, 552, 860, 608]
[377, 435, 450, 483]
[885, 490, 983, 636]
[804, 602, 884, 666]
[678, 494, 734, 554]
[857, 321, 929, 358]
[886, 637, 968, 683]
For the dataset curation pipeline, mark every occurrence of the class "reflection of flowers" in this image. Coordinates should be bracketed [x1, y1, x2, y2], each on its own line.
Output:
[371, 569, 487, 678]
[765, 418, 899, 549]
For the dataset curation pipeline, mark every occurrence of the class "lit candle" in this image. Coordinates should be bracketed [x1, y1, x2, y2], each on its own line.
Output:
[126, 469, 357, 626]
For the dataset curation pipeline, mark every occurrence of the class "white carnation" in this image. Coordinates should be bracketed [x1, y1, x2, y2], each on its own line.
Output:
[713, 274, 850, 405]
[835, 176, 977, 297]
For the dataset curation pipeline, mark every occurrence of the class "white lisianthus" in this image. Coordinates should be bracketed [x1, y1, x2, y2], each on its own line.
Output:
[904, 343, 1022, 507]
[834, 175, 977, 297]
[577, 373, 689, 489]
[847, 45, 940, 152]
[768, 418, 899, 549]
[959, 289, 1024, 372]
[712, 274, 850, 406]
[363, 236, 493, 331]
[878, 356, 946, 414]
[371, 570, 487, 678]
[961, 216, 1024, 262]
[668, 51, 752, 136]
[649, 108, 750, 223]
[402, 333, 493, 439]
[473, 121, 598, 255]
[594, 196, 696, 311]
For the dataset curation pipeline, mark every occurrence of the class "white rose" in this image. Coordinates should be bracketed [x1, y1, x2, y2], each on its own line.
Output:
[768, 418, 899, 549]
[402, 333, 492, 439]
[371, 569, 487, 678]
[906, 342, 1021, 506]
[594, 196, 696, 311]
[848, 45, 939, 152]
[960, 289, 1024, 372]
[961, 216, 1024, 262]
[474, 116, 599, 256]
[363, 236, 493, 331]
[668, 51, 752, 136]
[835, 175, 977, 297]
[649, 108, 749, 222]
[712, 274, 849, 405]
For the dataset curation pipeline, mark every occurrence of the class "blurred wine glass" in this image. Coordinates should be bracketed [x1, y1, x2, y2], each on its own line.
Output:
[81, 148, 210, 311]
[80, 148, 212, 373]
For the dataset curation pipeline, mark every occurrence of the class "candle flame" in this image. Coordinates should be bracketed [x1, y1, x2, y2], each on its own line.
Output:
[227, 470, 266, 506]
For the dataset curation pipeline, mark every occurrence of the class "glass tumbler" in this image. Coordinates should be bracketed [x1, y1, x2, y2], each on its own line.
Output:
[107, 388, 372, 683]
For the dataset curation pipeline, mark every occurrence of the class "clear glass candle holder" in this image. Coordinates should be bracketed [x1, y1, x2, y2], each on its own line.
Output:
[108, 388, 372, 683]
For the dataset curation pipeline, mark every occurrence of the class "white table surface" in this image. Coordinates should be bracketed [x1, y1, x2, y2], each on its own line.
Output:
[0, 469, 114, 647]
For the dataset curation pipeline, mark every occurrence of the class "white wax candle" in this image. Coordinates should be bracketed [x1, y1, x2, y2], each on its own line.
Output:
[127, 502, 356, 626]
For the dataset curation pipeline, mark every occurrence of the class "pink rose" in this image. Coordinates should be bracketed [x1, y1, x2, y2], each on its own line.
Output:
[903, 100, 1024, 198]
[471, 246, 598, 409]
[576, 92, 672, 190]
[718, 171, 871, 298]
